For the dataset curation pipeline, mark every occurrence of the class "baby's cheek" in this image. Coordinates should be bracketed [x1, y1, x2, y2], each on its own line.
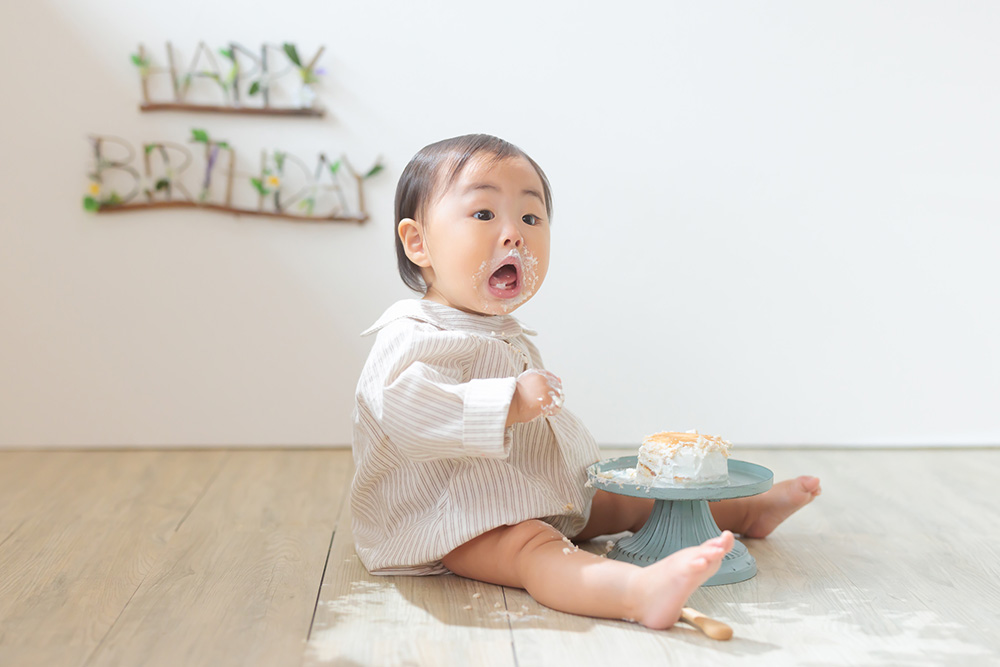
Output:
[470, 260, 490, 287]
[520, 247, 542, 295]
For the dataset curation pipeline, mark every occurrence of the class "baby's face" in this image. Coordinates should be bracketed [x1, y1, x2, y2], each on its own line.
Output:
[410, 156, 550, 316]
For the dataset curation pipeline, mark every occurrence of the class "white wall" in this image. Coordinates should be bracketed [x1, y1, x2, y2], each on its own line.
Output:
[1, 1, 997, 448]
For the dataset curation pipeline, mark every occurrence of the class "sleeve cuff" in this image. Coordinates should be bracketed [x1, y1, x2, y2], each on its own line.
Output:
[462, 377, 518, 457]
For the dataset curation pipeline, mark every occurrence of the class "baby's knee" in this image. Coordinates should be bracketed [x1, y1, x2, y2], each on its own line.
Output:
[500, 519, 565, 558]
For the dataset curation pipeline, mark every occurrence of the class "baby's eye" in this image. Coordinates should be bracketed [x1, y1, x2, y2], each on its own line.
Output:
[473, 210, 495, 221]
[522, 214, 541, 226]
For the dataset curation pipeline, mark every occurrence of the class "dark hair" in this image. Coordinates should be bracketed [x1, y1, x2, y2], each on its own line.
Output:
[394, 133, 553, 293]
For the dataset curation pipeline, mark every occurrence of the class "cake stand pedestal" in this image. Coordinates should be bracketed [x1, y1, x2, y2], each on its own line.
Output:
[587, 456, 773, 586]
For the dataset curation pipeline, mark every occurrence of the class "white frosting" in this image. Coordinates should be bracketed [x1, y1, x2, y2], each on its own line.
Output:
[635, 430, 732, 488]
[595, 467, 638, 486]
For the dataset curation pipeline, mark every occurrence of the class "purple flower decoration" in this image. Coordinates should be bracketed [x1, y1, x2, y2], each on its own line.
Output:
[204, 145, 219, 190]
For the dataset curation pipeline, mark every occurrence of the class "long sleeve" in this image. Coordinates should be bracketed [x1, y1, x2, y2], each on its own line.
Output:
[382, 360, 517, 461]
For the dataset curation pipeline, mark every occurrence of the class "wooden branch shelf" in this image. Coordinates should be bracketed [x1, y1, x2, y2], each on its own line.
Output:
[139, 103, 325, 117]
[96, 200, 365, 223]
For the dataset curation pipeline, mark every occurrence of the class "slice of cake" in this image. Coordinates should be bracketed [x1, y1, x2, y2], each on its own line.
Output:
[636, 430, 732, 487]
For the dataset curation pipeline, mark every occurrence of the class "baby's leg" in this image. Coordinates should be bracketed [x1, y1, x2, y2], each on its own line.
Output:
[442, 519, 734, 630]
[574, 490, 654, 541]
[710, 476, 822, 538]
[578, 477, 821, 542]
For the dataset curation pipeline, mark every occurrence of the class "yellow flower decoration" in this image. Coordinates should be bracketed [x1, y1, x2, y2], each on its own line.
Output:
[88, 182, 101, 196]
[267, 175, 281, 188]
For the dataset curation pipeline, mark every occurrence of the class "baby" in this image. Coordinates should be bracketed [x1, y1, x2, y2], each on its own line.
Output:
[352, 133, 822, 629]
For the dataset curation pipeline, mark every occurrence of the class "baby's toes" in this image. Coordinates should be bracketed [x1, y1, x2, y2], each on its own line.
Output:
[798, 476, 821, 494]
[708, 530, 735, 551]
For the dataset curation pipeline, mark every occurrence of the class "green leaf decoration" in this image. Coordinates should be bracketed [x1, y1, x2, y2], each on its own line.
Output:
[328, 160, 341, 175]
[274, 151, 286, 171]
[364, 164, 384, 179]
[248, 80, 260, 96]
[144, 144, 156, 155]
[192, 129, 209, 143]
[216, 141, 229, 150]
[83, 196, 99, 212]
[155, 178, 170, 191]
[107, 192, 123, 205]
[283, 43, 302, 67]
[250, 177, 270, 196]
[130, 53, 144, 67]
[218, 48, 234, 61]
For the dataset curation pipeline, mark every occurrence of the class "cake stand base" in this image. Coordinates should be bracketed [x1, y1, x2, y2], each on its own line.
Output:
[607, 499, 756, 586]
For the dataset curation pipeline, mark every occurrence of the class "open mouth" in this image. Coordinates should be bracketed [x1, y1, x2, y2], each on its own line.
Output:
[487, 259, 521, 298]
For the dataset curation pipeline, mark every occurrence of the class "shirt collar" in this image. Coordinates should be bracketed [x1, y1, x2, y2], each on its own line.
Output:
[361, 299, 536, 339]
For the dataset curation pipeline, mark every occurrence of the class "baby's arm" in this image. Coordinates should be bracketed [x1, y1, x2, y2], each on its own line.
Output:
[506, 369, 564, 427]
[376, 324, 564, 461]
[381, 359, 517, 461]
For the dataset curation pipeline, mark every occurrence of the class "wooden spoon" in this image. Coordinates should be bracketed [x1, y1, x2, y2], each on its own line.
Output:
[679, 607, 733, 640]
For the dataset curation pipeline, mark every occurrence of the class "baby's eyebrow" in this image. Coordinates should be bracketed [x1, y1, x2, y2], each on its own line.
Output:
[463, 182, 545, 207]
[522, 188, 545, 207]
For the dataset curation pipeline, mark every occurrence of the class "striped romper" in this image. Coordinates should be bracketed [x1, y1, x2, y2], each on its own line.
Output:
[351, 299, 601, 575]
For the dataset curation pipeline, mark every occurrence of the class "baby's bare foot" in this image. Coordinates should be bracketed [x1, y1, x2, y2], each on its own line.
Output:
[628, 531, 735, 630]
[742, 476, 821, 539]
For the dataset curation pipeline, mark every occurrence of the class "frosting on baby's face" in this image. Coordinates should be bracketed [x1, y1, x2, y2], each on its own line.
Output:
[404, 155, 550, 316]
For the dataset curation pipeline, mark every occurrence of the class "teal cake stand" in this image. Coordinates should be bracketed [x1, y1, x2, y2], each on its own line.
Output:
[587, 456, 773, 586]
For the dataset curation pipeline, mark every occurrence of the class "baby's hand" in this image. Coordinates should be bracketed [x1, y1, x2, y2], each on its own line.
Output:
[507, 369, 564, 427]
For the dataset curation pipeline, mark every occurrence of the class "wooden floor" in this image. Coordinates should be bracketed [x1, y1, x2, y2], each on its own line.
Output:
[1, 448, 998, 666]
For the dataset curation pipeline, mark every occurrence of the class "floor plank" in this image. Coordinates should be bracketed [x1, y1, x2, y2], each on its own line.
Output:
[0, 451, 226, 667]
[85, 450, 350, 667]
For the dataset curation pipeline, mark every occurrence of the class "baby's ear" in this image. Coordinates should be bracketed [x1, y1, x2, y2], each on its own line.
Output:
[398, 218, 431, 267]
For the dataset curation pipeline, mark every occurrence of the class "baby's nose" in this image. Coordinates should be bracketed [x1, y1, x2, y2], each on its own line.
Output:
[503, 224, 523, 247]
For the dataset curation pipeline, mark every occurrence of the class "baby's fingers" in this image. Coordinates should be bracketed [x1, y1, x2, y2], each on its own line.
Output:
[536, 373, 564, 417]
[516, 369, 565, 420]
[533, 369, 563, 391]
[540, 388, 564, 417]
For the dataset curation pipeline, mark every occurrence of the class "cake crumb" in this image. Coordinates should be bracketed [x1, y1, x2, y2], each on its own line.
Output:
[462, 605, 473, 610]
[472, 592, 481, 599]
[562, 547, 572, 554]
[564, 503, 574, 511]
[584, 479, 594, 488]
[493, 610, 528, 620]
[494, 602, 502, 609]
